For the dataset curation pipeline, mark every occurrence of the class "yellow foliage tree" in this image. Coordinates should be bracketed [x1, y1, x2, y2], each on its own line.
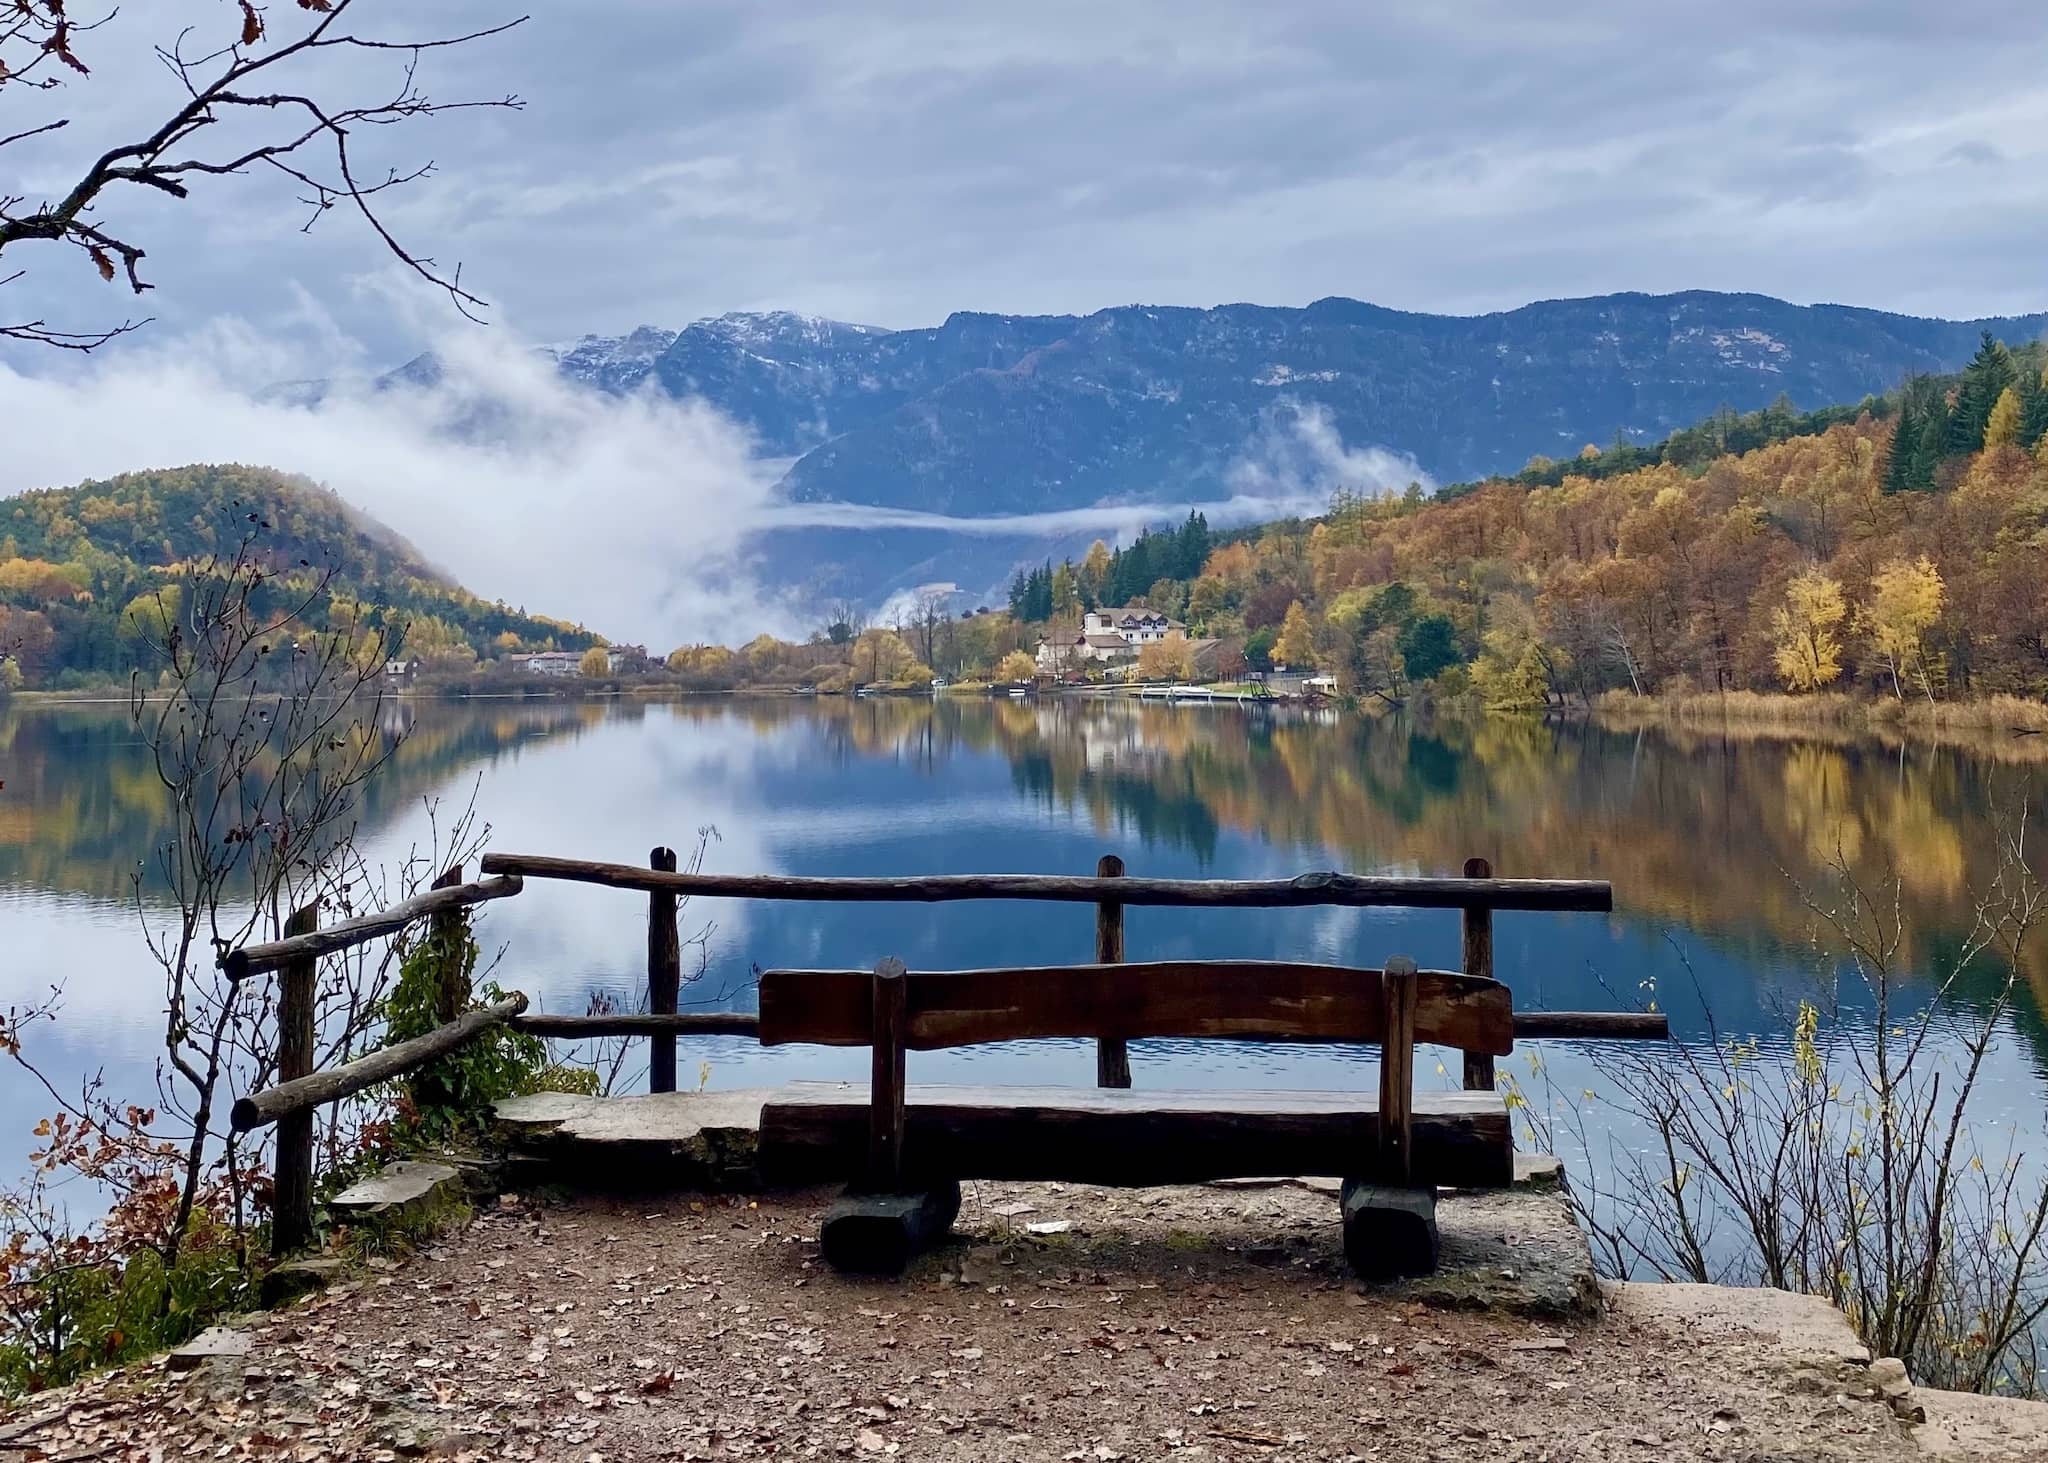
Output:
[1050, 561, 1079, 615]
[853, 629, 916, 683]
[995, 649, 1038, 683]
[1078, 540, 1113, 603]
[667, 644, 736, 678]
[1137, 631, 1196, 682]
[578, 646, 610, 678]
[1864, 557, 1944, 701]
[1273, 601, 1315, 669]
[1984, 386, 2023, 449]
[118, 584, 182, 644]
[1771, 569, 1847, 692]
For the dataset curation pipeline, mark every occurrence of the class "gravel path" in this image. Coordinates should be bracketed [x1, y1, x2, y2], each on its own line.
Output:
[0, 1183, 1946, 1461]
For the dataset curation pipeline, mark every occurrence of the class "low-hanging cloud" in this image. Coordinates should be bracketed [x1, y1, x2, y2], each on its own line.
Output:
[757, 493, 1328, 536]
[1225, 400, 1435, 503]
[0, 338, 1432, 644]
[0, 326, 803, 648]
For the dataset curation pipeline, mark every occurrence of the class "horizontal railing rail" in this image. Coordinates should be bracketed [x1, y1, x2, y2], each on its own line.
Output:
[233, 995, 528, 1131]
[221, 874, 524, 980]
[479, 854, 1612, 913]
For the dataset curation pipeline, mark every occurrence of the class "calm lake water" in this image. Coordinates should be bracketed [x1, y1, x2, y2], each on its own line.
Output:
[4, 695, 2046, 1190]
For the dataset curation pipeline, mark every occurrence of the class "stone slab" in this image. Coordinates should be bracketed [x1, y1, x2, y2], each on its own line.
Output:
[1512, 1152, 1564, 1188]
[330, 1160, 461, 1220]
[1387, 1185, 1601, 1319]
[491, 1089, 772, 1190]
[1603, 1281, 1870, 1366]
[1914, 1386, 2048, 1460]
[166, 1325, 250, 1371]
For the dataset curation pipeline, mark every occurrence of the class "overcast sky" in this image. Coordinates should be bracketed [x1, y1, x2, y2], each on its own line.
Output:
[4, 0, 2046, 366]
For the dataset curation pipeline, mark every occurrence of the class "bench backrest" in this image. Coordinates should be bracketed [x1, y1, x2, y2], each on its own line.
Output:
[758, 957, 1513, 1191]
[757, 959, 1514, 1055]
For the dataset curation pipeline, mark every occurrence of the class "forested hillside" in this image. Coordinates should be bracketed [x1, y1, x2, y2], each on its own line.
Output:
[0, 466, 596, 689]
[1000, 335, 2048, 709]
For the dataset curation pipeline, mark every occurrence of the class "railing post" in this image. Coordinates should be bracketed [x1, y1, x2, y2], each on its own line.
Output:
[1094, 854, 1131, 1088]
[868, 958, 909, 1189]
[272, 901, 319, 1259]
[648, 846, 681, 1094]
[429, 862, 466, 1027]
[1460, 855, 1496, 1092]
[1377, 954, 1419, 1183]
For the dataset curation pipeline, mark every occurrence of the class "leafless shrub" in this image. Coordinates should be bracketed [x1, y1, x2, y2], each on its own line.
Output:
[1517, 816, 2048, 1394]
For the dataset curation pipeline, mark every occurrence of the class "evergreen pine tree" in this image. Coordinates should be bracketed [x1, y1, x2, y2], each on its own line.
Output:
[1881, 400, 1918, 495]
[1911, 403, 1947, 490]
[2019, 368, 2048, 451]
[1946, 331, 2017, 458]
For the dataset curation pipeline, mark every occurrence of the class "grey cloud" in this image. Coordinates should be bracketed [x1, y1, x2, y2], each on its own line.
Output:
[1, 0, 2044, 365]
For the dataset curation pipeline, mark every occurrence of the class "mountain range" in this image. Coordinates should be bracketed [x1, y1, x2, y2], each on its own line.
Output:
[380, 291, 2048, 604]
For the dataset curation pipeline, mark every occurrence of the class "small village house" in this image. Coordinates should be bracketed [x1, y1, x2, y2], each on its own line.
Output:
[509, 650, 582, 678]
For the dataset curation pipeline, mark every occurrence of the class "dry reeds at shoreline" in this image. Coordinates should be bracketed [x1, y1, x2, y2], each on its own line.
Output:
[1593, 689, 2048, 736]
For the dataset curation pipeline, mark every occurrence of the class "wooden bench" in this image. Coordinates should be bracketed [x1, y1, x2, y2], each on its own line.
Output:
[755, 954, 1516, 1276]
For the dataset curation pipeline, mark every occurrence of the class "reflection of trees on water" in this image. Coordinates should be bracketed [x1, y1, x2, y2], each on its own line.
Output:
[674, 696, 2048, 1057]
[0, 700, 603, 901]
[14, 694, 2046, 1070]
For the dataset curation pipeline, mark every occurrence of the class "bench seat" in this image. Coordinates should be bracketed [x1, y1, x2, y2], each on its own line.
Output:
[758, 1080, 1512, 1190]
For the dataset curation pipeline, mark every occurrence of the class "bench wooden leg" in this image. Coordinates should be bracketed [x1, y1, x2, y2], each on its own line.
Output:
[1340, 1179, 1439, 1279]
[820, 1181, 962, 1274]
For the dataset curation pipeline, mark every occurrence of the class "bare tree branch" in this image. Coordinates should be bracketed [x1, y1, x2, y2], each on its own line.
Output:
[0, 0, 526, 348]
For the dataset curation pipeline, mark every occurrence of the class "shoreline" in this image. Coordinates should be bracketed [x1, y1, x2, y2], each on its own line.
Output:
[14, 681, 2048, 741]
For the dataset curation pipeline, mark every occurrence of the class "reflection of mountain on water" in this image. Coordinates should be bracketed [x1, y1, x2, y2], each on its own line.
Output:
[0, 700, 606, 902]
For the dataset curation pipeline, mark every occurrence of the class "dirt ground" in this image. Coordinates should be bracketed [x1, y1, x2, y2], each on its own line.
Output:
[0, 1182, 1968, 1462]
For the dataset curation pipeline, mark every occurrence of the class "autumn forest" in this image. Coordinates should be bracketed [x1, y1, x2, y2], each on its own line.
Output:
[4, 337, 2048, 720]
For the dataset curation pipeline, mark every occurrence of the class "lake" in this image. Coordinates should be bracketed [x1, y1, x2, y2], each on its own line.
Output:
[4, 694, 2046, 1194]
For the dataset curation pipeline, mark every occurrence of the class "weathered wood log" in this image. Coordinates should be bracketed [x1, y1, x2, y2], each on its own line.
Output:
[510, 1012, 761, 1038]
[271, 903, 319, 1259]
[757, 1083, 1512, 1189]
[1093, 854, 1131, 1089]
[223, 875, 523, 980]
[1461, 856, 1496, 1093]
[647, 846, 681, 1094]
[1341, 1179, 1440, 1279]
[819, 1182, 961, 1274]
[1513, 1011, 1668, 1039]
[758, 961, 1514, 1055]
[479, 854, 1612, 912]
[232, 995, 528, 1131]
[1377, 956, 1418, 1184]
[869, 959, 908, 1188]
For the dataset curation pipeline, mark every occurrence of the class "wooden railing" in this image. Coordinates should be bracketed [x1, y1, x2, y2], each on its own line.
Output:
[477, 849, 1629, 1095]
[225, 847, 1652, 1259]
